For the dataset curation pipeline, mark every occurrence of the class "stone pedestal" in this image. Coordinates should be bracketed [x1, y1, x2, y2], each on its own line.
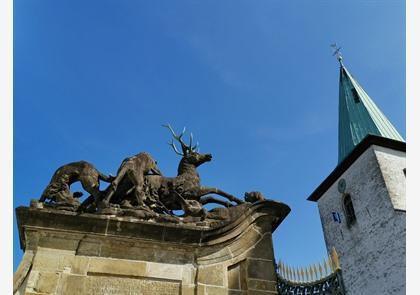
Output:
[14, 200, 290, 295]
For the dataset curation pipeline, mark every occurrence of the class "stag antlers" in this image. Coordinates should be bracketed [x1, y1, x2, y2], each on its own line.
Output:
[163, 124, 199, 156]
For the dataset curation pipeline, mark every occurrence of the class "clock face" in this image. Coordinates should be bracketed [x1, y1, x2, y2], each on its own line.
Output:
[338, 178, 346, 193]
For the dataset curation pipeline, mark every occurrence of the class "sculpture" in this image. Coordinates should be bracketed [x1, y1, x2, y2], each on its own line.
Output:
[173, 191, 207, 220]
[99, 152, 162, 209]
[37, 124, 267, 225]
[142, 124, 244, 212]
[39, 161, 114, 210]
[244, 191, 266, 203]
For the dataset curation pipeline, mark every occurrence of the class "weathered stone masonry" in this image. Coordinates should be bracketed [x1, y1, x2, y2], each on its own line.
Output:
[14, 200, 290, 295]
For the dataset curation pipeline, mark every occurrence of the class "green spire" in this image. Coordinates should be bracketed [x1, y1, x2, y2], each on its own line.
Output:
[338, 62, 404, 163]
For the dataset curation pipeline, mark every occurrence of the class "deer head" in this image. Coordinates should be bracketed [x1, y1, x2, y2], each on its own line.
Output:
[163, 124, 212, 173]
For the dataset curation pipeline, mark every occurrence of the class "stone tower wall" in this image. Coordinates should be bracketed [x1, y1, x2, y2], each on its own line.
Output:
[317, 145, 406, 295]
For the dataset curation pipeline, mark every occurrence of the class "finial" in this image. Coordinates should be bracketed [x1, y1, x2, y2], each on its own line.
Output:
[330, 43, 344, 66]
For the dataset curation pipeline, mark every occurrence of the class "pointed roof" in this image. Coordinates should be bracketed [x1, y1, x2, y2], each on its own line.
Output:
[338, 62, 404, 163]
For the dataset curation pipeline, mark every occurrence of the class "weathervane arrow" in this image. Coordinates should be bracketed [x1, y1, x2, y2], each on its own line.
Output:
[330, 43, 343, 66]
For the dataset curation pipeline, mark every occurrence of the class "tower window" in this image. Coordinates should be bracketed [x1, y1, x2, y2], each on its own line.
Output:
[351, 88, 361, 103]
[343, 193, 356, 226]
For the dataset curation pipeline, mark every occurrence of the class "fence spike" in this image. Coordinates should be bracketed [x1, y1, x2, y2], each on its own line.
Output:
[282, 262, 286, 278]
[289, 265, 293, 281]
[283, 264, 286, 280]
[305, 267, 309, 282]
[290, 267, 293, 282]
[290, 266, 295, 282]
[288, 265, 292, 281]
[300, 268, 304, 283]
[313, 264, 317, 280]
[286, 265, 290, 281]
[309, 265, 314, 281]
[293, 267, 297, 282]
[279, 261, 283, 277]
[332, 247, 341, 270]
[297, 267, 301, 282]
[291, 265, 294, 281]
[284, 264, 287, 280]
[324, 258, 329, 275]
[318, 262, 323, 277]
[328, 254, 333, 272]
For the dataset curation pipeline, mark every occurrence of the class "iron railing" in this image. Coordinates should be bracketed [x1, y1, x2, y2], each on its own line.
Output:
[277, 247, 345, 295]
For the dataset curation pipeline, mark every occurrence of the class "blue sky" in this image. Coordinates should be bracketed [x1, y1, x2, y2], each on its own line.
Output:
[14, 0, 405, 270]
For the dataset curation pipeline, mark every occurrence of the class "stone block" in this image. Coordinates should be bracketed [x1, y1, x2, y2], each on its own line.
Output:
[38, 234, 80, 251]
[25, 271, 40, 292]
[146, 262, 183, 280]
[75, 238, 102, 257]
[59, 274, 86, 295]
[227, 260, 247, 291]
[88, 257, 147, 277]
[254, 217, 277, 234]
[197, 245, 232, 265]
[197, 284, 206, 295]
[58, 255, 89, 275]
[32, 252, 60, 272]
[34, 272, 59, 294]
[163, 226, 202, 244]
[247, 279, 277, 291]
[247, 259, 277, 281]
[105, 219, 165, 241]
[85, 275, 180, 294]
[198, 264, 225, 286]
[23, 230, 40, 251]
[248, 234, 275, 260]
[98, 240, 195, 264]
[182, 265, 196, 284]
[228, 227, 261, 258]
[14, 250, 35, 293]
[205, 285, 227, 295]
[181, 285, 196, 295]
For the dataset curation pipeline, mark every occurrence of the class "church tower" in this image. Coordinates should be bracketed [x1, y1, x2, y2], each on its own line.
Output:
[307, 53, 406, 294]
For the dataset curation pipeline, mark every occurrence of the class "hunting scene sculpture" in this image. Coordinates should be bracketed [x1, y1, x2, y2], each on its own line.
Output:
[37, 124, 265, 225]
[39, 161, 115, 210]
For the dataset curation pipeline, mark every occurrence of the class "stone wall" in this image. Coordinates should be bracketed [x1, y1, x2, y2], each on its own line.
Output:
[14, 200, 290, 295]
[317, 145, 406, 295]
[375, 146, 406, 211]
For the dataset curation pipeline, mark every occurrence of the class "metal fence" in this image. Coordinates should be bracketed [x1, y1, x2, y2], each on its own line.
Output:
[277, 247, 345, 295]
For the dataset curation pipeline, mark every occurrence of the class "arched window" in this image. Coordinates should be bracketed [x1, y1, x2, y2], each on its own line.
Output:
[343, 193, 356, 226]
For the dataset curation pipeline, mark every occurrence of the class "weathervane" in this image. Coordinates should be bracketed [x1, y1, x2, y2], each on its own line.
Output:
[330, 43, 343, 66]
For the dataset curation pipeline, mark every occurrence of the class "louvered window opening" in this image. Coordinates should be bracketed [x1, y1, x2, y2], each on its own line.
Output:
[343, 194, 356, 226]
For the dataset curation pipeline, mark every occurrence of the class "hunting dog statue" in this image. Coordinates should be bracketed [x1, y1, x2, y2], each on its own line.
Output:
[40, 161, 114, 207]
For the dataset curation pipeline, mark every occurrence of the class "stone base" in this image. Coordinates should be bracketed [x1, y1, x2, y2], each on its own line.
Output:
[14, 200, 290, 295]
